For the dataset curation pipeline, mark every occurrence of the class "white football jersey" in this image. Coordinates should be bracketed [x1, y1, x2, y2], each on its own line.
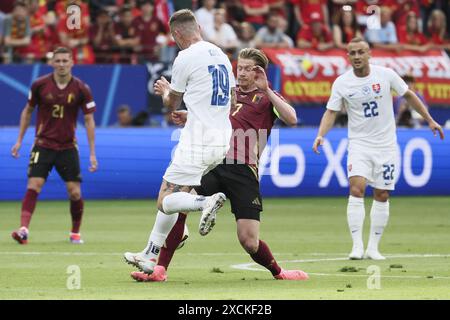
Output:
[170, 40, 235, 147]
[326, 64, 409, 148]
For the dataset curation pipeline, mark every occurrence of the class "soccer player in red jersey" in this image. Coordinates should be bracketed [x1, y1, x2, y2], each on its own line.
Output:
[131, 48, 309, 282]
[10, 47, 98, 245]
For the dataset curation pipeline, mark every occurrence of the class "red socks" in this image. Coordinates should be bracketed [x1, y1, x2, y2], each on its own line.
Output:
[153, 214, 282, 277]
[21, 189, 84, 234]
[249, 240, 282, 276]
[20, 189, 39, 228]
[70, 199, 84, 234]
[158, 213, 187, 270]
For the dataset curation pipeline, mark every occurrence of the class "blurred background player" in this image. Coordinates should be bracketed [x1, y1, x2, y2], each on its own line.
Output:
[123, 9, 235, 276]
[10, 47, 98, 245]
[130, 48, 309, 282]
[395, 74, 429, 128]
[312, 38, 444, 260]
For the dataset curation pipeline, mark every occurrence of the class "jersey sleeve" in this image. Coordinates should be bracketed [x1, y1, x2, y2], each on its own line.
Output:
[271, 90, 287, 118]
[170, 55, 189, 94]
[326, 79, 344, 111]
[80, 82, 96, 114]
[387, 68, 409, 96]
[27, 81, 40, 108]
[229, 66, 236, 89]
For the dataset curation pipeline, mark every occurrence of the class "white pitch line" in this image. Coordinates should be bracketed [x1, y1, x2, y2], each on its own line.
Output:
[0, 252, 121, 256]
[0, 252, 347, 257]
[306, 273, 450, 280]
[230, 254, 450, 280]
[1, 251, 449, 280]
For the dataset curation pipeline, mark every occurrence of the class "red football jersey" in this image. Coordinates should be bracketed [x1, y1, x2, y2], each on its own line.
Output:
[227, 87, 279, 167]
[290, 0, 326, 24]
[429, 32, 448, 45]
[242, 0, 269, 25]
[296, 25, 332, 48]
[132, 16, 166, 61]
[397, 26, 428, 45]
[28, 74, 96, 150]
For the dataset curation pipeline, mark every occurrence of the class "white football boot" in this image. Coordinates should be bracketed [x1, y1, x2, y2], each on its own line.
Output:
[364, 250, 386, 260]
[124, 252, 157, 274]
[199, 192, 226, 236]
[348, 246, 364, 260]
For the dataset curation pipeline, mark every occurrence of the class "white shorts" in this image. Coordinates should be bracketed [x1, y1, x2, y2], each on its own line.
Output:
[347, 145, 398, 191]
[163, 145, 228, 186]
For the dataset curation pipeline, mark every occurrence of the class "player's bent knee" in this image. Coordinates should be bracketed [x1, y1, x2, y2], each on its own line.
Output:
[27, 180, 44, 193]
[67, 185, 81, 201]
[374, 190, 389, 202]
[239, 237, 259, 254]
[69, 190, 81, 201]
[157, 196, 166, 213]
[350, 186, 365, 198]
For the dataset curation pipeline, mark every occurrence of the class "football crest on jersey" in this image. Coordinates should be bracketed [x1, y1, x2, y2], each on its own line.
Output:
[252, 94, 262, 104]
[362, 86, 371, 95]
[67, 93, 75, 103]
[372, 83, 381, 94]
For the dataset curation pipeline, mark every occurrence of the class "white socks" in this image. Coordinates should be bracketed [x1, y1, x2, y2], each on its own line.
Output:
[347, 195, 365, 250]
[142, 211, 179, 260]
[367, 200, 389, 252]
[141, 192, 209, 261]
[162, 192, 207, 214]
[347, 196, 390, 252]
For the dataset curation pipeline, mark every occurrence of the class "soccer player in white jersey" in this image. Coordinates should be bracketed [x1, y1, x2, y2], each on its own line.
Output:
[124, 9, 236, 274]
[313, 38, 444, 260]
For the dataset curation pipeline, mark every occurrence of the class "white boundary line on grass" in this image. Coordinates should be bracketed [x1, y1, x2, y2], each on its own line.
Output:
[230, 253, 450, 280]
[0, 252, 320, 256]
[1, 251, 449, 280]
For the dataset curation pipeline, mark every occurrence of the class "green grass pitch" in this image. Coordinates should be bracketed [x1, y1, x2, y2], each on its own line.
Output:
[0, 197, 449, 300]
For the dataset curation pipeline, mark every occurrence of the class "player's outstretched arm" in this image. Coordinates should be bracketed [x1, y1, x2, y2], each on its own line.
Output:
[11, 104, 34, 158]
[403, 89, 445, 140]
[84, 113, 98, 172]
[154, 76, 183, 112]
[313, 109, 337, 154]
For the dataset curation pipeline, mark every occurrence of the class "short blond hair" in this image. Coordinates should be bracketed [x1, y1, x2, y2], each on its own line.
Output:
[238, 48, 269, 69]
[169, 9, 198, 32]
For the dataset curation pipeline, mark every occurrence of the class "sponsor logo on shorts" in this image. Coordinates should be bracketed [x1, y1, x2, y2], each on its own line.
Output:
[252, 197, 261, 206]
[348, 164, 352, 172]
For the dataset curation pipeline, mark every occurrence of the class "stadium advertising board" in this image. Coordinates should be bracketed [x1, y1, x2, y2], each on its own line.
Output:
[1, 128, 448, 200]
[263, 48, 450, 106]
